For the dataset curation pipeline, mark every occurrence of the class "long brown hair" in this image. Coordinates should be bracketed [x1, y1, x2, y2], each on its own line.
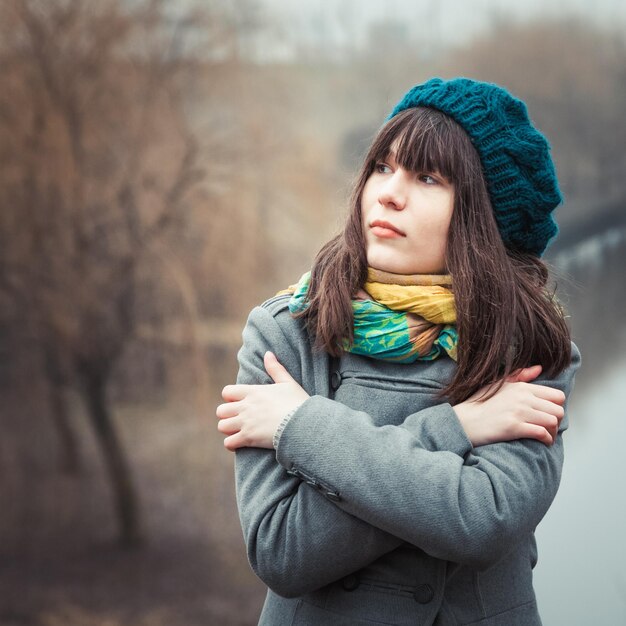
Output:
[298, 107, 571, 404]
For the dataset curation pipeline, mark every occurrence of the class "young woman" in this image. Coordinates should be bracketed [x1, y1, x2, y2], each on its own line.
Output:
[216, 77, 580, 625]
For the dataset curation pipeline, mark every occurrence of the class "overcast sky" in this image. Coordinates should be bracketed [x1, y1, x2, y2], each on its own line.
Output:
[254, 0, 626, 61]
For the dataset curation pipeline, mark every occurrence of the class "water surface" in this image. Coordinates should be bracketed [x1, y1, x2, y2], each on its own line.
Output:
[535, 360, 626, 625]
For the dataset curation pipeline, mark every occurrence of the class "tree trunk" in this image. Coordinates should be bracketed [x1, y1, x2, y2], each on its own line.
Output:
[48, 380, 81, 474]
[42, 343, 81, 474]
[80, 371, 143, 548]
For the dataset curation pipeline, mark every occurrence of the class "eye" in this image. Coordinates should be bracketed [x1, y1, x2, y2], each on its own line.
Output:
[374, 161, 392, 174]
[419, 173, 438, 185]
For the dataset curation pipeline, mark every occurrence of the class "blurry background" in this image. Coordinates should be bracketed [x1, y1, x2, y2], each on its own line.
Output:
[0, 0, 625, 624]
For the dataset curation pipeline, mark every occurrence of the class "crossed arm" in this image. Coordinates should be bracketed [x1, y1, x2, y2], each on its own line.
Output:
[219, 351, 564, 451]
[217, 305, 579, 597]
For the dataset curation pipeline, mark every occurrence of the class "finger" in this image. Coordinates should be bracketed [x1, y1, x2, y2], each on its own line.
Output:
[217, 416, 241, 435]
[527, 384, 566, 405]
[216, 401, 243, 419]
[524, 409, 559, 431]
[264, 351, 294, 384]
[223, 431, 248, 452]
[506, 369, 522, 383]
[222, 384, 250, 402]
[517, 423, 553, 446]
[547, 424, 558, 443]
[510, 365, 542, 383]
[531, 397, 565, 420]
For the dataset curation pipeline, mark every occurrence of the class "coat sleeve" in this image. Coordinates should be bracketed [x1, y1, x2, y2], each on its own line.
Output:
[274, 343, 581, 571]
[233, 304, 404, 598]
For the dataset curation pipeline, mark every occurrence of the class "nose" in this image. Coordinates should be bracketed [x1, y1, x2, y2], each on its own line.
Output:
[378, 169, 409, 211]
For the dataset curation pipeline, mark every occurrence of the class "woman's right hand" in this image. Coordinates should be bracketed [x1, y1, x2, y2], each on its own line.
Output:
[452, 365, 566, 447]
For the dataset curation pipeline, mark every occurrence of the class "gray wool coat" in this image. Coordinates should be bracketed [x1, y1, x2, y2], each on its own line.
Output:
[234, 294, 581, 626]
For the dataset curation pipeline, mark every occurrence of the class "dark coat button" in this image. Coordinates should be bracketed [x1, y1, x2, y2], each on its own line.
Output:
[326, 491, 341, 502]
[341, 574, 360, 591]
[330, 371, 342, 390]
[413, 583, 434, 604]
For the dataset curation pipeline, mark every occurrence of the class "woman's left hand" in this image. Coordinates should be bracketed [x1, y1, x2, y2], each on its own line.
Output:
[216, 351, 310, 451]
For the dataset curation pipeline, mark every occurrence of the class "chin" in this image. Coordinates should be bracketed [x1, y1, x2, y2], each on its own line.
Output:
[367, 244, 443, 274]
[369, 260, 444, 275]
[367, 249, 445, 275]
[369, 260, 414, 274]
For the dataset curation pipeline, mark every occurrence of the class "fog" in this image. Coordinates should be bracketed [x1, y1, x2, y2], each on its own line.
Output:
[535, 359, 626, 625]
[255, 0, 626, 60]
[1, 0, 625, 623]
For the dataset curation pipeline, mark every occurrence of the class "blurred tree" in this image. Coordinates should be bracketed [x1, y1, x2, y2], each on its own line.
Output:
[439, 18, 626, 227]
[0, 0, 211, 547]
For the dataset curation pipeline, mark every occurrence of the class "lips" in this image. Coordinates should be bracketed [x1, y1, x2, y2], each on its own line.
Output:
[370, 220, 406, 237]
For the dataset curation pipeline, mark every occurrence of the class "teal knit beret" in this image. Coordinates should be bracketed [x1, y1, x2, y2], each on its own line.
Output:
[388, 77, 562, 256]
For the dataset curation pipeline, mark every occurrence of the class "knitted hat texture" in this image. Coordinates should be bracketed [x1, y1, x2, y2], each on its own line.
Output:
[388, 77, 562, 256]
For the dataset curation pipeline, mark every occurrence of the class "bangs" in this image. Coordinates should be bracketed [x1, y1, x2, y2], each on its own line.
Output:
[366, 107, 479, 183]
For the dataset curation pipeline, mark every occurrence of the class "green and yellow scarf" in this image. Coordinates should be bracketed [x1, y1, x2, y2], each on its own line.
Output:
[279, 267, 458, 363]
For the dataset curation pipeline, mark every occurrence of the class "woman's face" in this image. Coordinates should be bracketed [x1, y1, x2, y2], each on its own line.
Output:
[361, 148, 455, 275]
